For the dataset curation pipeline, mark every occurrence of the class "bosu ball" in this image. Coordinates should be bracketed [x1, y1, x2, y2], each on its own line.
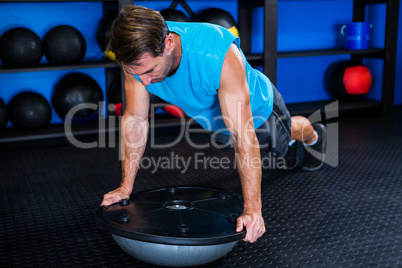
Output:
[95, 186, 246, 267]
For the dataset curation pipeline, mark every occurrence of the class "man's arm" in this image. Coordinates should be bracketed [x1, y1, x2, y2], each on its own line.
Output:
[218, 43, 266, 243]
[101, 69, 150, 206]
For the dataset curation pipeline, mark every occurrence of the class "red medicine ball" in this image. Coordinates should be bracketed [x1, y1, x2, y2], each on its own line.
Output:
[163, 105, 187, 118]
[325, 61, 373, 100]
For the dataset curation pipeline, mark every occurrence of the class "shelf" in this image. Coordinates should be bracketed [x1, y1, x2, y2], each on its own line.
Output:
[238, 0, 389, 4]
[0, 99, 382, 143]
[0, 122, 103, 143]
[0, 0, 116, 2]
[238, 0, 266, 8]
[0, 60, 119, 74]
[362, 0, 389, 3]
[277, 47, 384, 58]
[245, 47, 384, 65]
[287, 99, 382, 118]
[0, 114, 197, 143]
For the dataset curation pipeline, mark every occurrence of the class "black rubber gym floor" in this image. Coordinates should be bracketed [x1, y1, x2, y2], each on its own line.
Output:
[1, 108, 401, 267]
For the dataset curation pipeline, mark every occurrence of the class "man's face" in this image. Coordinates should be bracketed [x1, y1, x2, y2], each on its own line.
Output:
[123, 51, 174, 87]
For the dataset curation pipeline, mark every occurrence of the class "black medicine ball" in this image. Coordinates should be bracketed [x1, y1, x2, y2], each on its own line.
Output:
[96, 12, 118, 52]
[195, 8, 239, 36]
[43, 25, 86, 65]
[52, 73, 103, 120]
[8, 92, 52, 130]
[324, 61, 373, 101]
[160, 9, 191, 22]
[0, 27, 43, 67]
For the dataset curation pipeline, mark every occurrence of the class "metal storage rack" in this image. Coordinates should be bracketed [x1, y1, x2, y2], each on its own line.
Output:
[238, 0, 399, 116]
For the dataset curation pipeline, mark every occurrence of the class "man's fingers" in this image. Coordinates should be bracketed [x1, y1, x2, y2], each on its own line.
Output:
[101, 197, 116, 207]
[236, 217, 244, 232]
[100, 197, 113, 207]
[245, 224, 256, 243]
[237, 213, 266, 243]
[249, 218, 265, 242]
[237, 216, 254, 242]
[101, 192, 123, 207]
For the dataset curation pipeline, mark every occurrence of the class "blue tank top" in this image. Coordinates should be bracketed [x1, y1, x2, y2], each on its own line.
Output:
[134, 21, 273, 134]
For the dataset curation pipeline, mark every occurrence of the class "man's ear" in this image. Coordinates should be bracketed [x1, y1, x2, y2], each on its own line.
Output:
[164, 33, 175, 52]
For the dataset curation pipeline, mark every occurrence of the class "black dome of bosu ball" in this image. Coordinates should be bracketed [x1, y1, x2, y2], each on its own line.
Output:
[96, 12, 118, 61]
[0, 27, 43, 67]
[195, 8, 239, 37]
[324, 61, 373, 101]
[0, 98, 8, 130]
[7, 92, 52, 130]
[43, 25, 86, 65]
[95, 186, 246, 267]
[160, 9, 191, 22]
[52, 73, 103, 122]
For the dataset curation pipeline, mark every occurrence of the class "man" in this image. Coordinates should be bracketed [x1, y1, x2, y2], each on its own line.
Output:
[101, 6, 327, 243]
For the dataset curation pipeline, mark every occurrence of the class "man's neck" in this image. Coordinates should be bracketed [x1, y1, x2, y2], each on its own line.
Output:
[171, 33, 182, 72]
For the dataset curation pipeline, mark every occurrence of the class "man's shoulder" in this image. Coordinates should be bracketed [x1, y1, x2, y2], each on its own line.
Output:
[167, 21, 233, 41]
[167, 21, 220, 31]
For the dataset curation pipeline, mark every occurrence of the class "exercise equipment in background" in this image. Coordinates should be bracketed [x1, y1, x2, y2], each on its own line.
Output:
[0, 98, 8, 130]
[148, 94, 187, 118]
[149, 93, 169, 117]
[160, 8, 191, 22]
[195, 8, 239, 37]
[325, 61, 373, 100]
[0, 27, 43, 67]
[52, 73, 103, 121]
[43, 25, 86, 65]
[163, 104, 186, 118]
[95, 186, 246, 267]
[7, 92, 52, 129]
[96, 12, 118, 61]
[340, 22, 372, 50]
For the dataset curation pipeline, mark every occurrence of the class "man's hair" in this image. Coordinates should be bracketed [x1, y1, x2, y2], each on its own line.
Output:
[108, 6, 169, 65]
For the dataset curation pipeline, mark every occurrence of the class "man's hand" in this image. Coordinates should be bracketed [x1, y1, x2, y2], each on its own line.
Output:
[236, 209, 266, 243]
[101, 186, 131, 206]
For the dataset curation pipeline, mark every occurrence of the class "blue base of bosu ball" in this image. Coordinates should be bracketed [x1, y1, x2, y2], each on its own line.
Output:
[95, 186, 246, 267]
[112, 235, 239, 267]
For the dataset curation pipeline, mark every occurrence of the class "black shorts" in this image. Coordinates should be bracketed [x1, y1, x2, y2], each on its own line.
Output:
[211, 84, 292, 158]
